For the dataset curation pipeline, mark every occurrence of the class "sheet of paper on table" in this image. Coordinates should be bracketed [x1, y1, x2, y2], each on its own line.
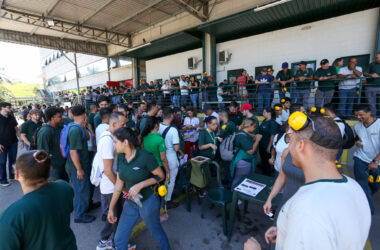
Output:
[234, 178, 266, 197]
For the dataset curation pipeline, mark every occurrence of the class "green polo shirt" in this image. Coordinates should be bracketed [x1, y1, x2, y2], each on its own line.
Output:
[172, 83, 180, 96]
[314, 66, 337, 91]
[65, 125, 90, 173]
[207, 81, 217, 96]
[143, 133, 166, 166]
[229, 112, 243, 126]
[126, 119, 136, 130]
[154, 84, 162, 97]
[259, 119, 278, 149]
[220, 121, 237, 139]
[247, 115, 260, 134]
[139, 115, 151, 135]
[37, 125, 66, 172]
[198, 129, 217, 159]
[295, 68, 314, 90]
[93, 112, 101, 130]
[20, 120, 42, 143]
[275, 70, 293, 89]
[0, 180, 77, 250]
[117, 149, 159, 201]
[63, 117, 74, 126]
[87, 112, 96, 130]
[366, 62, 380, 87]
[235, 130, 254, 152]
[201, 78, 209, 91]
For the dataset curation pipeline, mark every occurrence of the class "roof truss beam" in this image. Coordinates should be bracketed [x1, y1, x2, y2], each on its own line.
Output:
[107, 0, 165, 31]
[167, 0, 208, 21]
[80, 0, 115, 24]
[1, 7, 130, 47]
[0, 29, 108, 56]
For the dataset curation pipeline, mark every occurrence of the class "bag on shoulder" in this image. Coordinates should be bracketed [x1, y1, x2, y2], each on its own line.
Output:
[335, 119, 355, 149]
[90, 133, 113, 186]
[60, 123, 85, 158]
[219, 132, 244, 162]
[30, 124, 53, 150]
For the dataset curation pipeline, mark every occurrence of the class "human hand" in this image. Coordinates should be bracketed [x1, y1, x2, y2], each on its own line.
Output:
[266, 146, 271, 154]
[373, 73, 379, 78]
[268, 158, 274, 165]
[299, 76, 306, 81]
[218, 137, 223, 143]
[319, 76, 327, 80]
[263, 200, 272, 214]
[355, 140, 363, 148]
[107, 209, 118, 224]
[244, 237, 262, 250]
[77, 168, 85, 180]
[368, 162, 378, 170]
[210, 144, 218, 151]
[166, 170, 170, 180]
[255, 134, 263, 141]
[264, 226, 277, 244]
[129, 183, 142, 197]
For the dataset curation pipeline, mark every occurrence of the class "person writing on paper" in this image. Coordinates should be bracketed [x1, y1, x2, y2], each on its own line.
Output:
[246, 114, 370, 250]
[230, 118, 262, 188]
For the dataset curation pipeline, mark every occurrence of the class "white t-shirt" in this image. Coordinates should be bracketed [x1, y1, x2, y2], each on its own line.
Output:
[96, 123, 109, 145]
[179, 80, 189, 95]
[353, 119, 380, 164]
[275, 115, 283, 126]
[333, 117, 345, 138]
[159, 123, 180, 160]
[281, 109, 289, 122]
[276, 176, 371, 250]
[217, 87, 223, 102]
[338, 66, 362, 90]
[272, 133, 289, 172]
[183, 117, 200, 142]
[93, 131, 117, 194]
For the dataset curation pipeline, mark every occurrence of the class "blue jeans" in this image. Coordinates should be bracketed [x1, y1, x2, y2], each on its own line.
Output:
[258, 92, 272, 114]
[24, 143, 30, 151]
[0, 142, 17, 183]
[365, 87, 380, 116]
[353, 157, 378, 213]
[115, 195, 171, 250]
[172, 95, 180, 108]
[297, 89, 312, 110]
[181, 95, 189, 107]
[290, 85, 298, 103]
[190, 93, 199, 108]
[67, 166, 91, 219]
[201, 91, 208, 102]
[338, 88, 356, 117]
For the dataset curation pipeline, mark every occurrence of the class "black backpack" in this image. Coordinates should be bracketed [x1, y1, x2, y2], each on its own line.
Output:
[30, 124, 54, 150]
[335, 119, 355, 149]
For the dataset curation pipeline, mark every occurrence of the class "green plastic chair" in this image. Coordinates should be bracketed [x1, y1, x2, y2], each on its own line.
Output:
[200, 160, 233, 236]
[174, 161, 192, 212]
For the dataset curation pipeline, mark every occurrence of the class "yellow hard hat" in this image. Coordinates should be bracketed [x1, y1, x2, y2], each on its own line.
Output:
[311, 107, 317, 112]
[158, 185, 167, 197]
[288, 111, 308, 131]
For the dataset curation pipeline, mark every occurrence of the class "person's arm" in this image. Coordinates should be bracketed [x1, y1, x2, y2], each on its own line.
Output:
[269, 147, 276, 166]
[108, 173, 124, 224]
[128, 166, 165, 197]
[103, 158, 116, 184]
[368, 151, 380, 170]
[267, 134, 275, 153]
[263, 149, 288, 214]
[70, 149, 84, 179]
[199, 143, 217, 151]
[160, 152, 170, 179]
[352, 67, 362, 77]
[245, 134, 262, 155]
[20, 133, 30, 147]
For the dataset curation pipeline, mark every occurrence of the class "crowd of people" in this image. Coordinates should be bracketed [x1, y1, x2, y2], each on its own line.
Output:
[0, 53, 378, 250]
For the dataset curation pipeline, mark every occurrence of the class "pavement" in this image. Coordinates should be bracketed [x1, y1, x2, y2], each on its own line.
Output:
[0, 143, 379, 249]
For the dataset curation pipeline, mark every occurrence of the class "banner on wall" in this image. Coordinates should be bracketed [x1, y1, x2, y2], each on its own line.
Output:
[125, 79, 133, 87]
[106, 81, 120, 87]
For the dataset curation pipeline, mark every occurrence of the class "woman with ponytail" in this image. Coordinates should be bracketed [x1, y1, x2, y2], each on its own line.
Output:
[0, 150, 77, 249]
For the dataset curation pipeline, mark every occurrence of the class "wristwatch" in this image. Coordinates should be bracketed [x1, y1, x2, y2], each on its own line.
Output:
[372, 160, 380, 164]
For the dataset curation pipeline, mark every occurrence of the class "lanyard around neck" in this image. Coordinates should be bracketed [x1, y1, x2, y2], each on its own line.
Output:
[207, 128, 216, 144]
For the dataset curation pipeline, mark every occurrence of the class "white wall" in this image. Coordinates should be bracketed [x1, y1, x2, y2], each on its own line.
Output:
[144, 8, 379, 83]
[146, 48, 203, 81]
[110, 65, 133, 81]
[215, 8, 379, 82]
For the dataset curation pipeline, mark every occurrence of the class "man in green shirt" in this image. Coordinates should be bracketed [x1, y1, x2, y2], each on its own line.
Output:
[294, 61, 314, 110]
[207, 76, 217, 105]
[63, 108, 74, 125]
[137, 80, 149, 102]
[314, 59, 337, 108]
[219, 110, 237, 139]
[228, 101, 243, 127]
[118, 104, 136, 130]
[65, 105, 96, 223]
[37, 107, 68, 181]
[87, 104, 97, 135]
[93, 95, 110, 130]
[200, 72, 209, 102]
[364, 52, 380, 116]
[274, 62, 294, 99]
[239, 103, 259, 134]
[20, 109, 42, 151]
[139, 100, 159, 134]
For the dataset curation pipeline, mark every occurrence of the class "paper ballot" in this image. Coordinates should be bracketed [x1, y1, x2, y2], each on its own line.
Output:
[234, 178, 266, 197]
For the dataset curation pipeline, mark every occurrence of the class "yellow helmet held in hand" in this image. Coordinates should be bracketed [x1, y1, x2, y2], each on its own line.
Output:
[158, 185, 167, 197]
[368, 175, 374, 183]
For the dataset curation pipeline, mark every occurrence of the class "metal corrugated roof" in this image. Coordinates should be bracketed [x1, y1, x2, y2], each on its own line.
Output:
[198, 0, 380, 42]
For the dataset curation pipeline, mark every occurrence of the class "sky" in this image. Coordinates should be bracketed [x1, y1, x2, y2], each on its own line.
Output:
[0, 42, 43, 84]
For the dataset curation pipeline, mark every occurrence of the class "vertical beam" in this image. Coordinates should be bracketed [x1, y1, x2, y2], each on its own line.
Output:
[375, 8, 380, 56]
[202, 32, 206, 73]
[107, 57, 111, 81]
[74, 53, 80, 96]
[210, 34, 216, 79]
[133, 57, 140, 88]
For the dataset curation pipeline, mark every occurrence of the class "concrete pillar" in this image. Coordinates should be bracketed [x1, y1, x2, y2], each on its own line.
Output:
[132, 57, 140, 88]
[202, 32, 216, 79]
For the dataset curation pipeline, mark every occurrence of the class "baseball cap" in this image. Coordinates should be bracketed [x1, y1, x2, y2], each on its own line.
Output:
[203, 104, 212, 112]
[239, 103, 253, 111]
[320, 59, 329, 65]
[282, 62, 289, 68]
[261, 67, 268, 72]
[298, 61, 307, 66]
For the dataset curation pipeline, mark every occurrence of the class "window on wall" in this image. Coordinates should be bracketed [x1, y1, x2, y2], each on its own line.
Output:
[340, 54, 370, 71]
[79, 59, 107, 77]
[119, 57, 132, 67]
[291, 61, 316, 74]
[227, 69, 244, 84]
[255, 66, 272, 78]
[109, 57, 118, 69]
